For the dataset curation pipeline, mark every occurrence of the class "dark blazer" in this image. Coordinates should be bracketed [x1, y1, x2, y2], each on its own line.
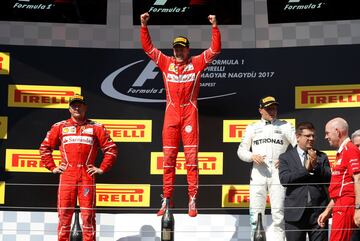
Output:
[279, 147, 331, 222]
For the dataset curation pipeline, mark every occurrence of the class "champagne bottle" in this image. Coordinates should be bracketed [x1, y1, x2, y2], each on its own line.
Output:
[253, 213, 266, 241]
[161, 199, 175, 241]
[70, 210, 83, 241]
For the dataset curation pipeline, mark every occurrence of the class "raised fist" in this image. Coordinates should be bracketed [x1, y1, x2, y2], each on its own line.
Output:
[140, 12, 150, 26]
[208, 15, 217, 26]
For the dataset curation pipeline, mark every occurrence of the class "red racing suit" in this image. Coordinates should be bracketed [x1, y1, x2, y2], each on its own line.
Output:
[40, 118, 117, 241]
[141, 26, 221, 199]
[328, 138, 360, 241]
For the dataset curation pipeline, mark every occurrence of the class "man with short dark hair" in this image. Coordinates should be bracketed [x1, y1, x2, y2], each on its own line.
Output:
[279, 121, 331, 241]
[40, 94, 118, 241]
[237, 96, 297, 240]
[317, 117, 360, 241]
[140, 12, 221, 217]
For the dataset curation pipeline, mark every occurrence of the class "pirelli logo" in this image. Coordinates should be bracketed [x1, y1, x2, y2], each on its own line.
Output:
[93, 119, 152, 142]
[0, 116, 8, 139]
[150, 152, 223, 175]
[222, 185, 270, 208]
[322, 150, 337, 171]
[0, 52, 10, 75]
[6, 149, 61, 172]
[8, 85, 81, 108]
[96, 184, 150, 207]
[223, 120, 255, 143]
[296, 85, 360, 109]
[0, 182, 5, 204]
[223, 119, 296, 143]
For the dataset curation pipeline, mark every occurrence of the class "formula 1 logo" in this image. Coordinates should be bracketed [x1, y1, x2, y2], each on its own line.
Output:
[150, 0, 190, 13]
[11, 0, 56, 12]
[101, 60, 236, 103]
[284, 0, 326, 11]
[268, 0, 359, 23]
[134, 0, 241, 25]
[153, 0, 208, 5]
[153, 0, 168, 5]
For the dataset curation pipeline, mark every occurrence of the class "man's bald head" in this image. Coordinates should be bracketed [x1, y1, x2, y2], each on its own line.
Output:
[326, 117, 349, 135]
[325, 117, 349, 148]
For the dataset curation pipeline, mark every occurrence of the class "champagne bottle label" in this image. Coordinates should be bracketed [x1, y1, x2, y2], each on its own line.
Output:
[162, 228, 172, 241]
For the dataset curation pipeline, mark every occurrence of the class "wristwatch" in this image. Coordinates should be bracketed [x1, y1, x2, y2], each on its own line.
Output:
[355, 204, 360, 209]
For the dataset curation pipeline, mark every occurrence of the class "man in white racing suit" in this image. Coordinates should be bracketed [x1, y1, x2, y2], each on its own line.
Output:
[237, 96, 297, 240]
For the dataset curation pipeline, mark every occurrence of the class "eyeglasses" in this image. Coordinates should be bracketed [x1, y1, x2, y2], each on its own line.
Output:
[300, 134, 315, 138]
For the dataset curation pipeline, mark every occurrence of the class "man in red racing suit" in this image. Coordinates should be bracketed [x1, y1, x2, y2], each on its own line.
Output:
[317, 117, 360, 241]
[140, 12, 221, 217]
[39, 94, 118, 241]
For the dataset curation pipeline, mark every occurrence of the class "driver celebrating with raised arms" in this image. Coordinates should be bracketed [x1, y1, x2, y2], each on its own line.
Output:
[140, 12, 221, 217]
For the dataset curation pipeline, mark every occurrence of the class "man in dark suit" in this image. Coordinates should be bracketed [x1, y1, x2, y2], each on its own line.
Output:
[279, 121, 331, 241]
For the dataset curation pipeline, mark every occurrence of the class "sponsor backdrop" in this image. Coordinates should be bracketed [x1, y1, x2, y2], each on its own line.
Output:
[1, 1, 360, 240]
[1, 44, 360, 219]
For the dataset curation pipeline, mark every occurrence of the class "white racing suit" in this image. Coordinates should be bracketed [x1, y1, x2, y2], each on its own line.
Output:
[237, 119, 296, 241]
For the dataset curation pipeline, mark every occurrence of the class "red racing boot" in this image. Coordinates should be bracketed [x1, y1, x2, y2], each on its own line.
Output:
[188, 196, 198, 217]
[157, 195, 174, 216]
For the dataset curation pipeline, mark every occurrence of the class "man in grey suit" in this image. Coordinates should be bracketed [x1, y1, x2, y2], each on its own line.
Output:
[279, 121, 331, 241]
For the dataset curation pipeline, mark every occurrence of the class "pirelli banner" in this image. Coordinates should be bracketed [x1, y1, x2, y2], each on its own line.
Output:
[0, 44, 359, 214]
